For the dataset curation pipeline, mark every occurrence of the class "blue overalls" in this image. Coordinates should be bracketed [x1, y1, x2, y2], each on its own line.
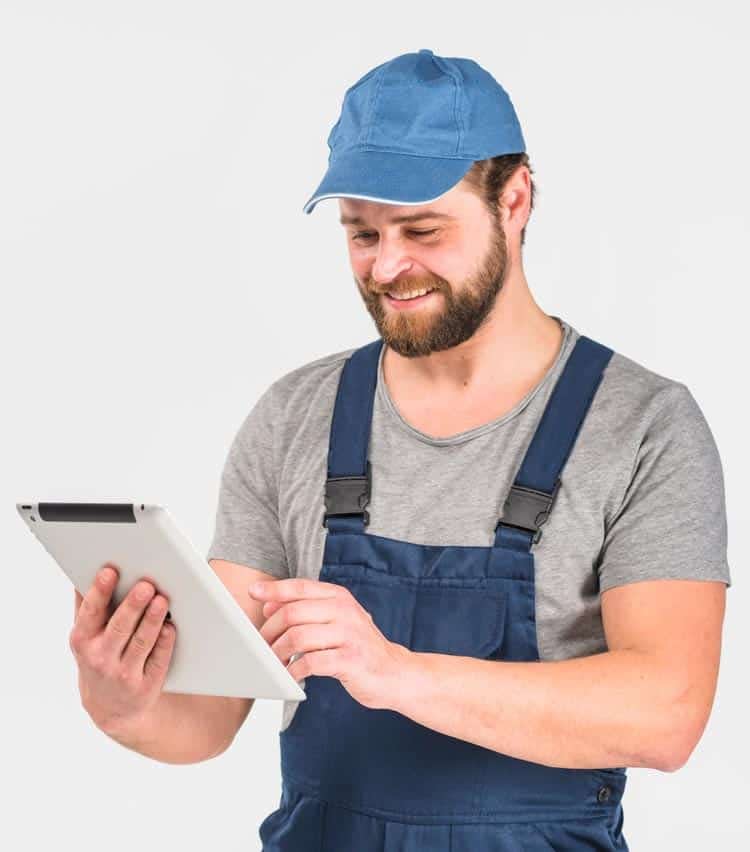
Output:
[259, 334, 629, 851]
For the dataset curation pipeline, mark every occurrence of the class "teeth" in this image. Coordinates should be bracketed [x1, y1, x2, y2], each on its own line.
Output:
[387, 288, 433, 300]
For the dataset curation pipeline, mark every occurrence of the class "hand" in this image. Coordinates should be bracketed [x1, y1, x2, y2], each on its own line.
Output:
[69, 564, 175, 736]
[249, 578, 413, 711]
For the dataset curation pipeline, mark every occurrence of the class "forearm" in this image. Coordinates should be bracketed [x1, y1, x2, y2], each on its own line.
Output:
[100, 692, 252, 765]
[389, 646, 692, 772]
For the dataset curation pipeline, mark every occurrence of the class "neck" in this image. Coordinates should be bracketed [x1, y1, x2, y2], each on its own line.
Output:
[382, 266, 563, 399]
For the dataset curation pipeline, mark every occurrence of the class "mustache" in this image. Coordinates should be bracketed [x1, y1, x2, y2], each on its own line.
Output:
[365, 281, 443, 295]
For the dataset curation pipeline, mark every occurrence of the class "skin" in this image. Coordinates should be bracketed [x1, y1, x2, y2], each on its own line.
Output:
[69, 165, 726, 771]
[346, 167, 564, 437]
[71, 559, 281, 763]
[248, 166, 727, 772]
[70, 564, 176, 733]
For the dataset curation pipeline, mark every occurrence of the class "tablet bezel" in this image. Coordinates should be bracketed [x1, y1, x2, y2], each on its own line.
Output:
[17, 500, 306, 701]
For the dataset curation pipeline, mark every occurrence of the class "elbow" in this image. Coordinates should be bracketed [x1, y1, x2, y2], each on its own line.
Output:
[204, 696, 254, 762]
[648, 697, 711, 773]
[654, 737, 701, 773]
[205, 732, 238, 762]
[651, 741, 693, 773]
[169, 727, 242, 765]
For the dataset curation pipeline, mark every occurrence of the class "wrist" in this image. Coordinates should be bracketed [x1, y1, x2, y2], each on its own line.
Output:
[96, 705, 159, 746]
[385, 643, 425, 715]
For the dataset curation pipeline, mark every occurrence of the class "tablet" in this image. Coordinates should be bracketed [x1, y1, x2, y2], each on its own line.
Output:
[16, 500, 306, 702]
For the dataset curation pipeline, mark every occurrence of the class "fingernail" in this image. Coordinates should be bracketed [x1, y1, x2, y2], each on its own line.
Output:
[251, 582, 265, 595]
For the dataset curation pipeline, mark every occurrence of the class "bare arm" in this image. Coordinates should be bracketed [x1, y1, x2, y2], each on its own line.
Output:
[73, 559, 278, 765]
[387, 578, 726, 771]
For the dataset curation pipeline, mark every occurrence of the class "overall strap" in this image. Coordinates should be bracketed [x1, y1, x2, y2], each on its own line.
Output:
[323, 338, 384, 534]
[494, 335, 615, 551]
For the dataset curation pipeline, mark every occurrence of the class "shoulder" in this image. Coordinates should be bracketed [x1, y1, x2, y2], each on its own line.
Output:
[586, 334, 704, 438]
[233, 344, 362, 454]
[563, 327, 723, 520]
[270, 345, 357, 395]
[587, 335, 724, 521]
[559, 319, 690, 430]
[265, 345, 359, 415]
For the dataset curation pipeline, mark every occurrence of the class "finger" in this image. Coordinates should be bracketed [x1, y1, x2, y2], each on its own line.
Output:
[260, 587, 358, 620]
[249, 577, 340, 603]
[260, 598, 338, 647]
[260, 600, 285, 619]
[271, 622, 344, 666]
[287, 648, 340, 682]
[101, 579, 156, 657]
[74, 588, 83, 619]
[143, 621, 177, 685]
[121, 593, 170, 671]
[73, 564, 120, 639]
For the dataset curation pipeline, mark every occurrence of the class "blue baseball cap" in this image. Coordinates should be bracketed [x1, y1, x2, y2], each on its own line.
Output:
[302, 48, 526, 215]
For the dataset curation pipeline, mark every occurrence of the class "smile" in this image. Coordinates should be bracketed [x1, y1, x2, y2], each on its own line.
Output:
[383, 289, 437, 309]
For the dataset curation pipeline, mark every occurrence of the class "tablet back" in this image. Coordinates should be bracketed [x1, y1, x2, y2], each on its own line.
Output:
[17, 501, 305, 701]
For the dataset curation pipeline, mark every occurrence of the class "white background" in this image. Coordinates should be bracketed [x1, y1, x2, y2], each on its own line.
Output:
[2, 1, 747, 849]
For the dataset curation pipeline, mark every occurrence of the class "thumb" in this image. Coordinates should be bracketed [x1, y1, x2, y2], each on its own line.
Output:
[73, 588, 83, 620]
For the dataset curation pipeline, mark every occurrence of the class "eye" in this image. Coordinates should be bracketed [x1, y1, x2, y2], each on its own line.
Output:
[351, 228, 439, 243]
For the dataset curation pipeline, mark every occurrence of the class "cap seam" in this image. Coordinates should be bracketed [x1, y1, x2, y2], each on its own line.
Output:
[334, 145, 499, 160]
[431, 54, 463, 154]
[364, 66, 387, 147]
[305, 49, 525, 213]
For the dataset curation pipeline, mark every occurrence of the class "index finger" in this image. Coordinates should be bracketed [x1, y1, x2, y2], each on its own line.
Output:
[248, 577, 340, 602]
[73, 563, 119, 637]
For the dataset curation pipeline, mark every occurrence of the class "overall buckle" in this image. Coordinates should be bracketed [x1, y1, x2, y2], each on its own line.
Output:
[496, 477, 561, 544]
[322, 460, 371, 528]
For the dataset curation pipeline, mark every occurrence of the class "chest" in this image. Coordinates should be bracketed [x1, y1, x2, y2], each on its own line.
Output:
[386, 385, 535, 439]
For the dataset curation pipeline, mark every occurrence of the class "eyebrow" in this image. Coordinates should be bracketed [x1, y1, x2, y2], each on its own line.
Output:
[339, 211, 456, 226]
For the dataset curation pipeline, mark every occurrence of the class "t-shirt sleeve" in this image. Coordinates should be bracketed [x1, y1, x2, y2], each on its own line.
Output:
[597, 382, 731, 593]
[206, 383, 289, 579]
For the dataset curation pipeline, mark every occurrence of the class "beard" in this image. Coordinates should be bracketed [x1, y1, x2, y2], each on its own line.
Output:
[354, 214, 509, 358]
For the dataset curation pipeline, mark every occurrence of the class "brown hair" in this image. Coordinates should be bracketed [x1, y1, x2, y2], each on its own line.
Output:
[460, 152, 536, 247]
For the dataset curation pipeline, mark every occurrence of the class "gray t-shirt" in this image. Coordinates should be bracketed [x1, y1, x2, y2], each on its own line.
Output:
[207, 316, 731, 732]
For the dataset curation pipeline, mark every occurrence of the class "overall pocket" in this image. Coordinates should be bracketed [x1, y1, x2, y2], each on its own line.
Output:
[322, 564, 507, 660]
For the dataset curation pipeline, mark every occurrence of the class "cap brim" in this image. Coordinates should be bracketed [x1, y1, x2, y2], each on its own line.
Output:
[302, 149, 477, 215]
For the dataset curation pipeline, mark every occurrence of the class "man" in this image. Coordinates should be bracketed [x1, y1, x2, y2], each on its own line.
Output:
[205, 49, 732, 849]
[73, 48, 728, 849]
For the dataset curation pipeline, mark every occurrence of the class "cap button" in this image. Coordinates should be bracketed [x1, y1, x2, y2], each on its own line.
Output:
[418, 48, 434, 55]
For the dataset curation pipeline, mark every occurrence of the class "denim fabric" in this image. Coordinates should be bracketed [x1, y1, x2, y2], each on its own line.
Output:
[260, 335, 629, 851]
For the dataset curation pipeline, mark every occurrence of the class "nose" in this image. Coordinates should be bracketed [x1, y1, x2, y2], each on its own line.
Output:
[370, 235, 414, 286]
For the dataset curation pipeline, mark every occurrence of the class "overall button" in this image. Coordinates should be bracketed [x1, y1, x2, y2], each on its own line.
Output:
[597, 785, 612, 803]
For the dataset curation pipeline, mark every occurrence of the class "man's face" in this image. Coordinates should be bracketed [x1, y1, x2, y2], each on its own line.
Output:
[340, 182, 508, 358]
